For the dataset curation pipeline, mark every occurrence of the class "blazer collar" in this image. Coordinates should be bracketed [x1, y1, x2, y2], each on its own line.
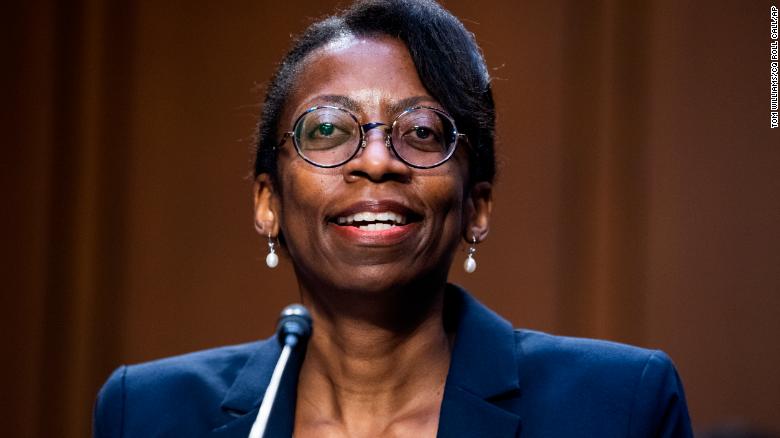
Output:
[437, 284, 522, 437]
[220, 338, 279, 414]
[212, 337, 302, 436]
[212, 285, 522, 437]
[443, 284, 520, 398]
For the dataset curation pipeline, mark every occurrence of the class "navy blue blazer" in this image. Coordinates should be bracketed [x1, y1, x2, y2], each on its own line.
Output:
[94, 286, 692, 437]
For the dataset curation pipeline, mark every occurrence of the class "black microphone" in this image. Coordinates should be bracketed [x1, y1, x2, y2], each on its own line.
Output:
[276, 304, 312, 349]
[248, 304, 313, 438]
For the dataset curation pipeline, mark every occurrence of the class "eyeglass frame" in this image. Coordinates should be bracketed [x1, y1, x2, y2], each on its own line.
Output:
[275, 105, 470, 169]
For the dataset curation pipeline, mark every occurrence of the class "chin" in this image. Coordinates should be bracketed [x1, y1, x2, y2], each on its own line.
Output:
[328, 264, 449, 297]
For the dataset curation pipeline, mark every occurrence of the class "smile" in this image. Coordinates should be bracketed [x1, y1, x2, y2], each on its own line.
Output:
[328, 200, 423, 244]
[335, 211, 408, 230]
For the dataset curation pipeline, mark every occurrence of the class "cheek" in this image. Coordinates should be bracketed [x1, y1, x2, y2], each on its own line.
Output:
[418, 172, 467, 250]
[429, 180, 463, 221]
[428, 160, 469, 220]
[277, 164, 330, 245]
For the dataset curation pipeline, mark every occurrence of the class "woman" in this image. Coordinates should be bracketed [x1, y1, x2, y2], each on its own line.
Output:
[94, 1, 692, 437]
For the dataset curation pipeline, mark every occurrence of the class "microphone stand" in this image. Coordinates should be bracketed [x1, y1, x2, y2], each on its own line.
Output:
[247, 304, 312, 438]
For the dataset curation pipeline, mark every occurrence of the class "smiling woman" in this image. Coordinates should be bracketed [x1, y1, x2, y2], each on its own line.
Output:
[257, 35, 481, 298]
[93, 1, 692, 437]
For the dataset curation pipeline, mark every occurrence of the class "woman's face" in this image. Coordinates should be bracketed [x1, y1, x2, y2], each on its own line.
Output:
[257, 35, 488, 294]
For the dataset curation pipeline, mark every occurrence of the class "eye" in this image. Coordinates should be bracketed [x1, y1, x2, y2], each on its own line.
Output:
[392, 107, 457, 161]
[297, 111, 356, 152]
[316, 123, 335, 137]
[304, 121, 349, 141]
[402, 125, 441, 143]
[413, 126, 432, 139]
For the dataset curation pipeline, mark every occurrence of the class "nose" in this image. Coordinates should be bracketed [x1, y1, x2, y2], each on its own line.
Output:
[343, 127, 411, 183]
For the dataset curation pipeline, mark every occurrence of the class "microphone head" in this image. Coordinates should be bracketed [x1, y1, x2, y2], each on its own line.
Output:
[276, 304, 312, 347]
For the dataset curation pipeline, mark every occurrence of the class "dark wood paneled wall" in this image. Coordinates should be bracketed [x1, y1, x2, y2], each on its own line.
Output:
[3, 1, 778, 436]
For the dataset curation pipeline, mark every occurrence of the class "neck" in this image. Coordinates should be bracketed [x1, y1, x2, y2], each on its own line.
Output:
[295, 282, 452, 435]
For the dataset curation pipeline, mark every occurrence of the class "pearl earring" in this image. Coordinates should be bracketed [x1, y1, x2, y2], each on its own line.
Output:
[266, 233, 279, 269]
[464, 234, 477, 273]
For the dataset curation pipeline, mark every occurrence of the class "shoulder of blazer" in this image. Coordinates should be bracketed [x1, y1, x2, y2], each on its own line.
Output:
[514, 328, 661, 369]
[93, 339, 273, 437]
[122, 340, 266, 397]
[509, 329, 692, 437]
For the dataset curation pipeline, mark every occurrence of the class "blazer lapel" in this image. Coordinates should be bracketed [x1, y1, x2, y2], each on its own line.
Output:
[211, 337, 303, 437]
[437, 286, 523, 437]
[210, 412, 258, 437]
[437, 386, 522, 437]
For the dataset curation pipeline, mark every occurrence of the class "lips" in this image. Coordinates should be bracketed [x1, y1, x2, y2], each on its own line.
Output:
[330, 200, 421, 226]
[336, 211, 407, 230]
[328, 200, 422, 244]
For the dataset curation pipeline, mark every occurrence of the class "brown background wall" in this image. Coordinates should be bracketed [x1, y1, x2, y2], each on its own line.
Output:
[3, 0, 779, 437]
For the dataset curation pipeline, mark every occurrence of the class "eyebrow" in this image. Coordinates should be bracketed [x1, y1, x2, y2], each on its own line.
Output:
[387, 96, 438, 116]
[308, 94, 438, 117]
[312, 95, 361, 112]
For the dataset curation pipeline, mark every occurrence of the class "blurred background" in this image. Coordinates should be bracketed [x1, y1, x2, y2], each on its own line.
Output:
[3, 0, 778, 436]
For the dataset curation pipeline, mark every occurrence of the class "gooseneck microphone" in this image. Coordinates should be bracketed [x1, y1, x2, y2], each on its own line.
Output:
[248, 304, 312, 438]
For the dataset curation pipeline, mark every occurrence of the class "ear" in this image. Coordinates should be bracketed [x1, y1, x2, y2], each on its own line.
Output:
[462, 181, 492, 243]
[253, 173, 280, 238]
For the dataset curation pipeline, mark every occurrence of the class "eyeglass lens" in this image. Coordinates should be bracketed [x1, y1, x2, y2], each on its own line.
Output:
[293, 107, 457, 168]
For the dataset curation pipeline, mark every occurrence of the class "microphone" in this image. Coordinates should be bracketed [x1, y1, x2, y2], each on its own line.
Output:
[276, 304, 313, 349]
[248, 304, 312, 438]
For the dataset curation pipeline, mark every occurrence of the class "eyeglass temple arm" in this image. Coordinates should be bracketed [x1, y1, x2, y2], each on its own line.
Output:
[457, 133, 478, 156]
[275, 132, 293, 150]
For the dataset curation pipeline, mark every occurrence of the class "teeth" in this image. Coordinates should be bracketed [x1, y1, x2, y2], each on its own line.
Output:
[358, 223, 393, 231]
[335, 211, 407, 226]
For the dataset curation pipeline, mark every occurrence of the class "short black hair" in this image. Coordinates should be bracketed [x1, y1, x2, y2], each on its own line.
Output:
[254, 0, 495, 185]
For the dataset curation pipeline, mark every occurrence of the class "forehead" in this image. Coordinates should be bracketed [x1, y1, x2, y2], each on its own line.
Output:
[284, 35, 433, 117]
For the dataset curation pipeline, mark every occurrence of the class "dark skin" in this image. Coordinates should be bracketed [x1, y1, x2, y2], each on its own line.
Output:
[254, 35, 492, 438]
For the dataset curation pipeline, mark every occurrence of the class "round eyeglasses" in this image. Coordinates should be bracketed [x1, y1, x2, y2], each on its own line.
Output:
[276, 105, 468, 169]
